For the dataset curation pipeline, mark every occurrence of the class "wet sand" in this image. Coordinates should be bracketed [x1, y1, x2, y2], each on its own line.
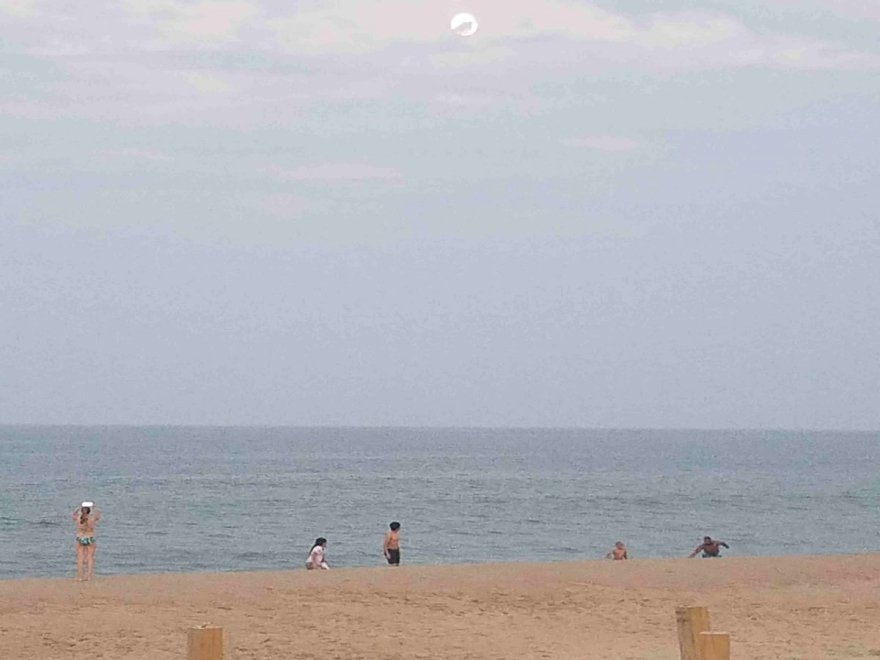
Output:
[2, 555, 879, 659]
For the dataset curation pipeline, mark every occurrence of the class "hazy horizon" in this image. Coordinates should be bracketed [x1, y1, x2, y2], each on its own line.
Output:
[2, 1, 878, 429]
[0, 423, 876, 433]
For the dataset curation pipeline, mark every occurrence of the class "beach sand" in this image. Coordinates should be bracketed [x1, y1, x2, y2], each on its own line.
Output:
[2, 555, 879, 659]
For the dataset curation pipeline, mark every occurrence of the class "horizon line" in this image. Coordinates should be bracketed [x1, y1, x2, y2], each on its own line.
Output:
[0, 423, 877, 433]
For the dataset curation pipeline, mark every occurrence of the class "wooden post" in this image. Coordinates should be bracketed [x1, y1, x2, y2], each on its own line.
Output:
[675, 606, 711, 660]
[698, 632, 730, 660]
[187, 626, 224, 660]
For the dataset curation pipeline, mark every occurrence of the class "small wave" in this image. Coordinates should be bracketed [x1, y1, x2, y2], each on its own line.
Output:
[0, 517, 61, 527]
[232, 551, 265, 560]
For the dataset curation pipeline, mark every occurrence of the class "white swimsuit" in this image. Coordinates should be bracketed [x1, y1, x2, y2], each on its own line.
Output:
[306, 546, 329, 570]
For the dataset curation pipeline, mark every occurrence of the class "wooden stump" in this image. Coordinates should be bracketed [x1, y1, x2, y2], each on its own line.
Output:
[187, 626, 224, 660]
[698, 631, 730, 660]
[675, 606, 711, 660]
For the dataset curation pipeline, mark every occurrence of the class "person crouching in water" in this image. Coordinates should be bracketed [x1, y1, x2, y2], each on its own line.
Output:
[306, 538, 329, 570]
[689, 536, 730, 558]
[606, 541, 628, 560]
[71, 502, 101, 581]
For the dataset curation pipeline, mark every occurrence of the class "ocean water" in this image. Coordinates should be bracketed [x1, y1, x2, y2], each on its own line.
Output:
[0, 426, 878, 579]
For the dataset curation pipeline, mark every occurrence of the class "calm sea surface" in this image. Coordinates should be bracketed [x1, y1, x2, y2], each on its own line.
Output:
[0, 426, 878, 579]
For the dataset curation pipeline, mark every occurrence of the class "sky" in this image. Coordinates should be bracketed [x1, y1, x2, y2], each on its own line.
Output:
[1, 0, 878, 428]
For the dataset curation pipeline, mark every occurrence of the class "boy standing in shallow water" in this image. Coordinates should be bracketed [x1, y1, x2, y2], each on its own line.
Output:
[383, 521, 401, 566]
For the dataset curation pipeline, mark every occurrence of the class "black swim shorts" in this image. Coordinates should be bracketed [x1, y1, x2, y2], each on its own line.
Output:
[386, 548, 400, 565]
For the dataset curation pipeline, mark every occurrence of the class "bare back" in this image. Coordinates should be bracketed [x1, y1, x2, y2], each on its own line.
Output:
[73, 511, 100, 538]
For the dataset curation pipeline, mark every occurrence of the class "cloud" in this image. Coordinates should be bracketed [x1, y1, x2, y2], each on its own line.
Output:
[181, 71, 236, 93]
[0, 0, 38, 17]
[120, 0, 261, 44]
[259, 0, 693, 55]
[262, 1, 880, 72]
[758, 37, 880, 70]
[254, 192, 311, 219]
[266, 1, 451, 54]
[769, 0, 880, 23]
[263, 163, 403, 183]
[562, 135, 642, 153]
[429, 45, 514, 69]
[825, 0, 880, 21]
[92, 148, 173, 162]
[1, 0, 878, 133]
[2, 0, 876, 74]
[431, 91, 504, 110]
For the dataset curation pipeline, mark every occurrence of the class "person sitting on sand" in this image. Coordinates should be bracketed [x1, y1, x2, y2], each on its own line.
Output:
[606, 541, 628, 560]
[383, 521, 401, 566]
[306, 537, 330, 570]
[689, 536, 729, 558]
[71, 502, 101, 581]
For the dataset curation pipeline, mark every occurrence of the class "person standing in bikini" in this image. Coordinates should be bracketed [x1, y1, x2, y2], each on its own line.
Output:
[383, 521, 401, 566]
[71, 502, 101, 581]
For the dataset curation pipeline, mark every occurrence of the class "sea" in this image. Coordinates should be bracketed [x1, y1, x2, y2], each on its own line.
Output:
[0, 426, 878, 580]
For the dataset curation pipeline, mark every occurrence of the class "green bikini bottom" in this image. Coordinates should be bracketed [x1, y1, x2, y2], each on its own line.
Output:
[76, 536, 96, 546]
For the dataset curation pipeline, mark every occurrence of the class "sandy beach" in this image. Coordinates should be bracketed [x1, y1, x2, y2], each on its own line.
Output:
[2, 555, 879, 659]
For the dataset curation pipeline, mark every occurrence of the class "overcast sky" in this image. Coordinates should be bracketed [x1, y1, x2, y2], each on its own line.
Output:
[1, 0, 878, 428]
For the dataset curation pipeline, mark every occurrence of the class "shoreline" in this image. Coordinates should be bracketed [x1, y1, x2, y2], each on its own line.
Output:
[2, 550, 879, 583]
[3, 554, 880, 658]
